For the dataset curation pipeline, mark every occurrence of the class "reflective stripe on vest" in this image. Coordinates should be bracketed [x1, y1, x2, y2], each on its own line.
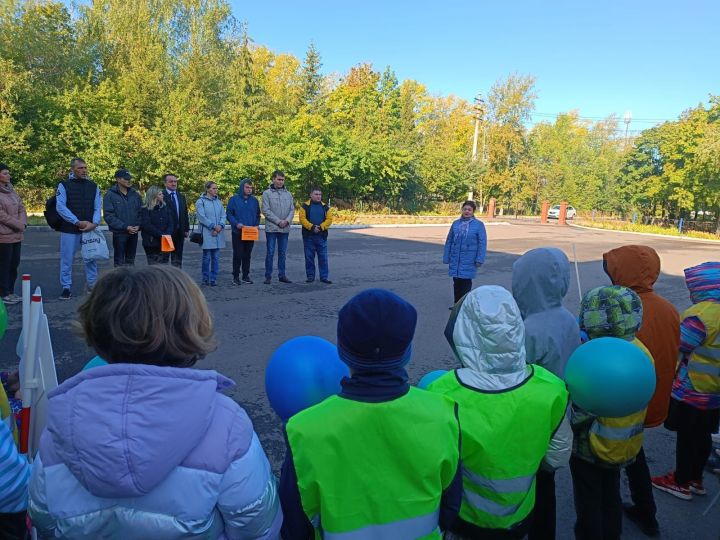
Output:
[683, 302, 720, 394]
[462, 467, 535, 494]
[688, 360, 720, 376]
[3, 415, 13, 431]
[322, 510, 440, 540]
[590, 420, 643, 441]
[463, 488, 525, 517]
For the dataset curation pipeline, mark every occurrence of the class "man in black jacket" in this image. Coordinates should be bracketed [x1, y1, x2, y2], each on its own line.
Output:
[103, 169, 142, 267]
[163, 173, 189, 268]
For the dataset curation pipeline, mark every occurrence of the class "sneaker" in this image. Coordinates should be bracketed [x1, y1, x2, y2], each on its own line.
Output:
[263, 277, 271, 285]
[279, 276, 292, 284]
[651, 472, 692, 500]
[306, 278, 314, 283]
[7, 294, 21, 302]
[689, 480, 706, 495]
[210, 282, 217, 287]
[231, 278, 241, 286]
[241, 277, 253, 284]
[320, 279, 332, 284]
[622, 503, 659, 537]
[2, 295, 20, 305]
[59, 289, 72, 300]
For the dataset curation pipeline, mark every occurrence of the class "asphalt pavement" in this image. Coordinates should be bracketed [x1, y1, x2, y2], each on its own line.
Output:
[1, 222, 718, 539]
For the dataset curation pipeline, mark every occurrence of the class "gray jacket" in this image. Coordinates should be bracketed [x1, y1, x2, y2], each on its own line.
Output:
[261, 186, 294, 234]
[195, 195, 226, 250]
[103, 185, 142, 234]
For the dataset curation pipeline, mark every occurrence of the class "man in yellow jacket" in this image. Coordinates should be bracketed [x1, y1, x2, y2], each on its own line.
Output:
[298, 188, 334, 284]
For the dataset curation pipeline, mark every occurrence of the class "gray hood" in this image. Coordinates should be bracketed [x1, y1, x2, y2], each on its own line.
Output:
[512, 248, 571, 318]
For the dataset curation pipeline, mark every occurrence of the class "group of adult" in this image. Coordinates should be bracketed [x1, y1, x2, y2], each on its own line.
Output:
[0, 159, 337, 304]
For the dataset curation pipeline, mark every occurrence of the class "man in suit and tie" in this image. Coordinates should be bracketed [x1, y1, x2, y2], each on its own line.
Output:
[163, 173, 190, 268]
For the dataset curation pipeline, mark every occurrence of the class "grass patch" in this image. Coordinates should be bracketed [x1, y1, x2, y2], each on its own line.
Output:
[576, 219, 720, 241]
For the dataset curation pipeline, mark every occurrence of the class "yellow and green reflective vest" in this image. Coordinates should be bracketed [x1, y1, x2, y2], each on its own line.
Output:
[427, 366, 568, 531]
[587, 338, 654, 465]
[286, 387, 460, 540]
[683, 302, 720, 394]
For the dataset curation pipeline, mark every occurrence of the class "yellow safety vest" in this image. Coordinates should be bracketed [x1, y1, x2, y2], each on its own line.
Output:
[682, 302, 720, 394]
[588, 339, 654, 465]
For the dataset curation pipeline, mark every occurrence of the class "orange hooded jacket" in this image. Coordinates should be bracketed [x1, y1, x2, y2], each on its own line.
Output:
[603, 245, 680, 428]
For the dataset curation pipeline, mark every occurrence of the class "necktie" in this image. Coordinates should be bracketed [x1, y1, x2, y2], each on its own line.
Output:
[170, 191, 179, 217]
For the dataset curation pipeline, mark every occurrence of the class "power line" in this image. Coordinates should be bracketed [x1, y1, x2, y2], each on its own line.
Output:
[529, 112, 671, 124]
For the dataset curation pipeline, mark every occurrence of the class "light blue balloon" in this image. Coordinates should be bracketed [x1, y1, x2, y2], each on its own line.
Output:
[418, 370, 449, 390]
[565, 337, 656, 417]
[265, 336, 349, 421]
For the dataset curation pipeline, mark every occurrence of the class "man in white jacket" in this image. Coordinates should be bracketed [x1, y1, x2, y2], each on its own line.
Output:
[261, 170, 294, 284]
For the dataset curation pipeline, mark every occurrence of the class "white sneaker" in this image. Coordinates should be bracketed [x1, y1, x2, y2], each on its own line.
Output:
[7, 294, 21, 302]
[2, 295, 20, 305]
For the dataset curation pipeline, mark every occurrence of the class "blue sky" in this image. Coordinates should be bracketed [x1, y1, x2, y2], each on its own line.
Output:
[229, 0, 719, 131]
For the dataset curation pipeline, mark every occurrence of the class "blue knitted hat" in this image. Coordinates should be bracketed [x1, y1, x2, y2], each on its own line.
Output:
[337, 289, 417, 370]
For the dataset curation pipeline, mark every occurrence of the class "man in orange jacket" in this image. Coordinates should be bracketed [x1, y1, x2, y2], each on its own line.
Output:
[603, 245, 680, 536]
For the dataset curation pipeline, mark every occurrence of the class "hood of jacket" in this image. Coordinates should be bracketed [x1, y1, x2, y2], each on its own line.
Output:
[512, 247, 571, 317]
[0, 182, 15, 195]
[603, 245, 660, 294]
[579, 285, 643, 340]
[685, 261, 720, 303]
[237, 178, 252, 197]
[45, 363, 234, 499]
[445, 285, 526, 375]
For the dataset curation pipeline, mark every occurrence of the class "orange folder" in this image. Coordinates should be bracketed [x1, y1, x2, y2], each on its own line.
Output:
[161, 235, 175, 252]
[241, 226, 260, 241]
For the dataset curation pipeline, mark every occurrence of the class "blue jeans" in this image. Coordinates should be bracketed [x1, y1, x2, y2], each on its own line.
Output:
[303, 235, 328, 280]
[265, 232, 289, 279]
[201, 249, 220, 283]
[59, 232, 98, 290]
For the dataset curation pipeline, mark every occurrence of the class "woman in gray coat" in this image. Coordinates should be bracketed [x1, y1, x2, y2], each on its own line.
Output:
[195, 182, 226, 286]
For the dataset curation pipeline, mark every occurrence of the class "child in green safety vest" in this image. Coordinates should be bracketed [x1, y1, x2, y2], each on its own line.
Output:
[428, 285, 570, 540]
[572, 285, 653, 540]
[279, 288, 462, 540]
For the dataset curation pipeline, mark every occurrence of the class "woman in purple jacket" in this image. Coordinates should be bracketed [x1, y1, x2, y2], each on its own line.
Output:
[29, 265, 282, 539]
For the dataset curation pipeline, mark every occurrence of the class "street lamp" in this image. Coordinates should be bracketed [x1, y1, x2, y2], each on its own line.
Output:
[472, 95, 486, 162]
[623, 110, 632, 148]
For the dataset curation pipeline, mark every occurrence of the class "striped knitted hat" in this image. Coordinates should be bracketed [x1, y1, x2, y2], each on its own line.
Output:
[685, 262, 720, 303]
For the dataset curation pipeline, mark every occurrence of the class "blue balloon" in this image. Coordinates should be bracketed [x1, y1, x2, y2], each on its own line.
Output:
[418, 370, 449, 389]
[565, 337, 656, 417]
[265, 336, 349, 421]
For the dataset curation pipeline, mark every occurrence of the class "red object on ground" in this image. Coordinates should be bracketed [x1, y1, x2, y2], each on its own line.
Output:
[487, 198, 496, 219]
[540, 200, 550, 224]
[19, 407, 30, 454]
[558, 201, 568, 225]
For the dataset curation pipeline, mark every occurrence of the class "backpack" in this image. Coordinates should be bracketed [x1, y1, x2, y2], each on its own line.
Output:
[44, 183, 64, 231]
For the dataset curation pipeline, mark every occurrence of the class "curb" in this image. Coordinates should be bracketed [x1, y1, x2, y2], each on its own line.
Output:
[570, 223, 720, 244]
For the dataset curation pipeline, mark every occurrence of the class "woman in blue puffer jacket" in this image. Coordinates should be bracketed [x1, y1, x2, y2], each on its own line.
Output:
[443, 200, 487, 304]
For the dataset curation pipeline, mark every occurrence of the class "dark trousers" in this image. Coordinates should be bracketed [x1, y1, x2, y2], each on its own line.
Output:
[676, 422, 714, 484]
[453, 277, 472, 304]
[0, 242, 21, 297]
[570, 456, 621, 540]
[529, 469, 556, 540]
[231, 234, 254, 279]
[144, 246, 169, 265]
[303, 235, 329, 280]
[111, 233, 138, 267]
[169, 230, 185, 268]
[0, 511, 27, 540]
[624, 447, 656, 517]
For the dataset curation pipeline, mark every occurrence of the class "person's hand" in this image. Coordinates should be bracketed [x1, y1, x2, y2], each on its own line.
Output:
[76, 220, 90, 230]
[127, 225, 139, 234]
[279, 220, 289, 228]
[7, 370, 20, 393]
[314, 225, 321, 233]
[211, 230, 217, 237]
[131, 226, 140, 234]
[215, 225, 223, 233]
[86, 223, 98, 231]
[184, 232, 189, 238]
[475, 261, 483, 268]
[236, 223, 243, 230]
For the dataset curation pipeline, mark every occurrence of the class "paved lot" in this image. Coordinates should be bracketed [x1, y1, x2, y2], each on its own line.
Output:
[2, 222, 719, 539]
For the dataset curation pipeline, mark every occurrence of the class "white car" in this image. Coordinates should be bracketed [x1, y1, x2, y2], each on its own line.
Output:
[548, 204, 576, 220]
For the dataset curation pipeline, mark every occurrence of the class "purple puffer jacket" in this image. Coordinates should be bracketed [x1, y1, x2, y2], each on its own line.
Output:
[29, 363, 282, 539]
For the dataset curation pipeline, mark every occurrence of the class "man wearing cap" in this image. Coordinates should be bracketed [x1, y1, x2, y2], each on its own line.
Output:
[280, 288, 462, 539]
[163, 173, 189, 268]
[56, 157, 102, 300]
[103, 169, 142, 267]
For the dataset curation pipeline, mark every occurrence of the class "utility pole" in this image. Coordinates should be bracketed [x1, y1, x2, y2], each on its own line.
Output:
[472, 95, 485, 161]
[623, 110, 632, 149]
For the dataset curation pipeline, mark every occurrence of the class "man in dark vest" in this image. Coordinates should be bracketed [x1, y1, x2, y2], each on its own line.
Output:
[163, 173, 189, 268]
[56, 157, 102, 300]
[298, 187, 334, 284]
